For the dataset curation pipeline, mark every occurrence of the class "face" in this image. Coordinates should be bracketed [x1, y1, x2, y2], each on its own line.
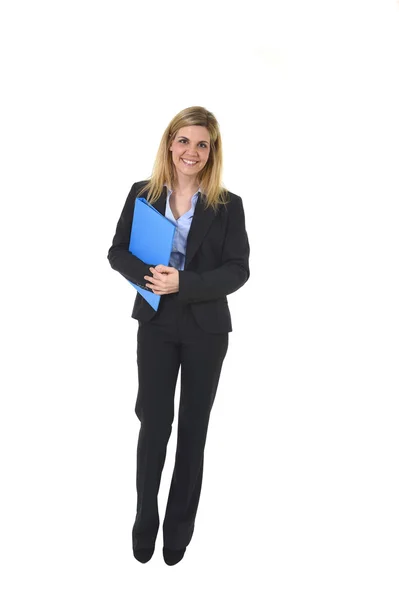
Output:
[169, 125, 211, 182]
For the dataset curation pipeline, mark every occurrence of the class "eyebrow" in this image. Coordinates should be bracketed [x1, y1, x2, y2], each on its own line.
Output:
[177, 136, 209, 144]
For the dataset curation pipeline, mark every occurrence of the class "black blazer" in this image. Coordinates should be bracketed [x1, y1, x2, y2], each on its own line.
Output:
[107, 180, 250, 333]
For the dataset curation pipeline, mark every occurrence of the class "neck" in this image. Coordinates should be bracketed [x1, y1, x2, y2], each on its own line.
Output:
[173, 173, 200, 195]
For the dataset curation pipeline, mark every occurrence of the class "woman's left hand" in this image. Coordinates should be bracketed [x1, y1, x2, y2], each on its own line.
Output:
[144, 265, 180, 295]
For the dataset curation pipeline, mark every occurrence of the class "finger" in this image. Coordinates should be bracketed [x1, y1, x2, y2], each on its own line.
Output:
[145, 275, 163, 285]
[149, 269, 166, 281]
[146, 282, 165, 292]
[155, 265, 174, 273]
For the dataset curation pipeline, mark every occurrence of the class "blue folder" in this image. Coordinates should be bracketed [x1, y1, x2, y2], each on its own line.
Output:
[128, 197, 176, 311]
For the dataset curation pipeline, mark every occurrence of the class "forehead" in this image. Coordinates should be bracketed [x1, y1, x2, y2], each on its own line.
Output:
[176, 125, 210, 142]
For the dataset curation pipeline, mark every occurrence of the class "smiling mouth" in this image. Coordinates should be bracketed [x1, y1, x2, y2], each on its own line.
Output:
[181, 158, 198, 166]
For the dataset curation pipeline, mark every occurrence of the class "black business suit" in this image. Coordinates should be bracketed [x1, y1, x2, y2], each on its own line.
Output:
[108, 180, 250, 552]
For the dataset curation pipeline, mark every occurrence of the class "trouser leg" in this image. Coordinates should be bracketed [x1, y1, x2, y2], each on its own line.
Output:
[132, 313, 180, 550]
[163, 309, 229, 550]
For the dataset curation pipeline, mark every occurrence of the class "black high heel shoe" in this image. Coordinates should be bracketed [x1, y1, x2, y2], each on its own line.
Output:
[162, 547, 186, 566]
[133, 546, 155, 563]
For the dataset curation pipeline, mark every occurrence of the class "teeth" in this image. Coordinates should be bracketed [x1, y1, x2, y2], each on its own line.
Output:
[182, 159, 197, 165]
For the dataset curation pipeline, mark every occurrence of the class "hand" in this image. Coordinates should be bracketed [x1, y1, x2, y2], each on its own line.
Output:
[143, 265, 179, 295]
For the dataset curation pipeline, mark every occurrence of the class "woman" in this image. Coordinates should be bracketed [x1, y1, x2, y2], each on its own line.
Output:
[107, 106, 250, 566]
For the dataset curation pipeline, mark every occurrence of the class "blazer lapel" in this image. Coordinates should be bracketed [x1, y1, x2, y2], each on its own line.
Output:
[184, 193, 216, 268]
[137, 186, 216, 268]
[151, 186, 168, 216]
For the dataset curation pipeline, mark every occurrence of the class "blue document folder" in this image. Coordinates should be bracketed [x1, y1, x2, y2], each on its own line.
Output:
[128, 197, 176, 310]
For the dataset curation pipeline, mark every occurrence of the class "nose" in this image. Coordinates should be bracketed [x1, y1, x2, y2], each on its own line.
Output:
[185, 143, 199, 156]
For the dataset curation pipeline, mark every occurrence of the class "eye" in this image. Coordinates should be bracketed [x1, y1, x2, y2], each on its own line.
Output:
[178, 139, 208, 148]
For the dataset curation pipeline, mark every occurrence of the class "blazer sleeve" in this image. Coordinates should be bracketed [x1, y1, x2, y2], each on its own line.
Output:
[107, 182, 155, 290]
[178, 194, 250, 303]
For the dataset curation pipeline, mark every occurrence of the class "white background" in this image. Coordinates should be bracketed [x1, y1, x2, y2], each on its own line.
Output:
[1, 0, 398, 598]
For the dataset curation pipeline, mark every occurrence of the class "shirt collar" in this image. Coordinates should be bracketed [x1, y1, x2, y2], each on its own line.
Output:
[164, 183, 202, 195]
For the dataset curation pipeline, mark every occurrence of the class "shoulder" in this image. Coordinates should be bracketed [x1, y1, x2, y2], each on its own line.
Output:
[124, 179, 150, 195]
[134, 179, 151, 189]
[225, 189, 243, 204]
[218, 189, 245, 216]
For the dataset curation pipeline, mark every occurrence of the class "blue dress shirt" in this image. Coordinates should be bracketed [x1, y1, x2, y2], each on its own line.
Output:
[164, 184, 202, 270]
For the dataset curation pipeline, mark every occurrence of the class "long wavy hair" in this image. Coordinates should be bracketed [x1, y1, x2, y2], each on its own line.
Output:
[136, 106, 230, 212]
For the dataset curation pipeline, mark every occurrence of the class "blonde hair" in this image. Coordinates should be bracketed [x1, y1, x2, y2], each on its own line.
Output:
[136, 106, 230, 212]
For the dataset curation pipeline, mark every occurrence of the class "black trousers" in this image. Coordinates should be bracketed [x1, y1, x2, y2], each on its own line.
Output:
[132, 292, 229, 551]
